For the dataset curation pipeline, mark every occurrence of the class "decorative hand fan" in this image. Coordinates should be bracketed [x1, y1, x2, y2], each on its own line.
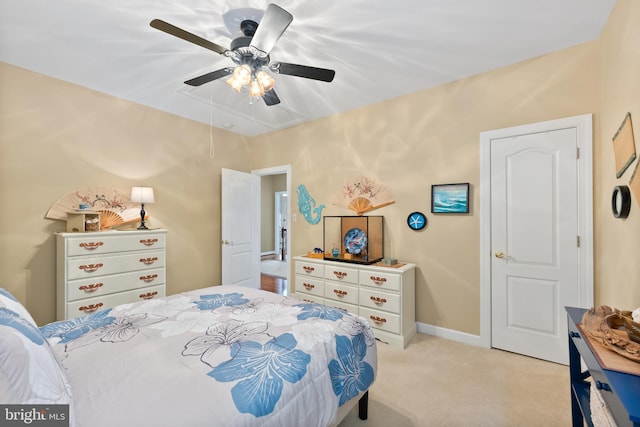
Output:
[98, 208, 146, 230]
[98, 210, 124, 229]
[331, 176, 395, 215]
[46, 187, 143, 229]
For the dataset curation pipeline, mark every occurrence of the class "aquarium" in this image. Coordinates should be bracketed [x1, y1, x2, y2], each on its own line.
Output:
[323, 216, 383, 265]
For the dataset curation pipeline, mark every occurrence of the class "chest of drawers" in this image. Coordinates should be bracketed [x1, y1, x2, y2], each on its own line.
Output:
[294, 256, 416, 348]
[56, 229, 167, 320]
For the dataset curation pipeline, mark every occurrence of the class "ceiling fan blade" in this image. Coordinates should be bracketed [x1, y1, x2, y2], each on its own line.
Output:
[150, 19, 228, 55]
[249, 4, 293, 56]
[269, 62, 335, 82]
[184, 68, 233, 86]
[262, 89, 281, 106]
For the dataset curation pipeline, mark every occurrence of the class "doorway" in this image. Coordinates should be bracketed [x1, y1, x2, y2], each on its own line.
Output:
[479, 114, 593, 364]
[253, 165, 291, 294]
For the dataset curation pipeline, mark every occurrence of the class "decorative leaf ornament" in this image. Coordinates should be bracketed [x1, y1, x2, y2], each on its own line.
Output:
[332, 176, 395, 215]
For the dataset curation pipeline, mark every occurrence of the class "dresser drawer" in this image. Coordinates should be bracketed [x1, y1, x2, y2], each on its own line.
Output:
[66, 268, 165, 301]
[66, 284, 165, 317]
[66, 250, 165, 280]
[360, 306, 401, 334]
[324, 265, 359, 284]
[295, 275, 324, 297]
[324, 299, 357, 315]
[359, 288, 400, 314]
[295, 261, 324, 278]
[359, 270, 401, 291]
[324, 281, 358, 305]
[295, 293, 325, 305]
[65, 232, 166, 256]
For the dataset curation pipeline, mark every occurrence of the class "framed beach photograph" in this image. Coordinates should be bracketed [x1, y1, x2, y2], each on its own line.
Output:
[431, 183, 469, 214]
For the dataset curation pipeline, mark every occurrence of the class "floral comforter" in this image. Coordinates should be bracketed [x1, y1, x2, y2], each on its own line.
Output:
[41, 285, 377, 427]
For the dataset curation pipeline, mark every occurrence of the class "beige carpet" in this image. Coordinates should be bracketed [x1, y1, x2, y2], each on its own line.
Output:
[338, 333, 571, 427]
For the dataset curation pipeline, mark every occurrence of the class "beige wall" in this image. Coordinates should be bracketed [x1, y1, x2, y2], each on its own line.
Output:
[1, 0, 639, 331]
[252, 41, 600, 334]
[0, 63, 251, 325]
[597, 0, 640, 308]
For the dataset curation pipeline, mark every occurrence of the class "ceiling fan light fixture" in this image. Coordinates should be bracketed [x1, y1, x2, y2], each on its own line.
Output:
[249, 78, 265, 97]
[225, 76, 243, 93]
[232, 64, 252, 86]
[256, 70, 275, 92]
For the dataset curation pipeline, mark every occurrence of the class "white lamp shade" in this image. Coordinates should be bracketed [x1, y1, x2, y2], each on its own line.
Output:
[130, 187, 155, 204]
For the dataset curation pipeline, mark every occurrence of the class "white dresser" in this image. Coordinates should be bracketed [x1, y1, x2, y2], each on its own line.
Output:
[56, 229, 167, 320]
[293, 255, 416, 348]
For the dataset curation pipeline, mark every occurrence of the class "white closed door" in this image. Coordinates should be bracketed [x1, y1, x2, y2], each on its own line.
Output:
[487, 116, 592, 365]
[221, 168, 260, 288]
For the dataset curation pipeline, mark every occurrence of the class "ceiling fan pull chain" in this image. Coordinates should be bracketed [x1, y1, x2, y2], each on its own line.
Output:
[209, 86, 215, 159]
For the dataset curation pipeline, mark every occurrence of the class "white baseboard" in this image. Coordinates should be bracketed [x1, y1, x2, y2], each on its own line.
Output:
[417, 321, 489, 348]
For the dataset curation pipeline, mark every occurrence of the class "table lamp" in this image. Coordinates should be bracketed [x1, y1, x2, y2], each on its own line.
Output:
[130, 187, 155, 230]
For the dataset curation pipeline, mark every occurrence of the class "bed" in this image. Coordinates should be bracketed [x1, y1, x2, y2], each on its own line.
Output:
[0, 285, 377, 427]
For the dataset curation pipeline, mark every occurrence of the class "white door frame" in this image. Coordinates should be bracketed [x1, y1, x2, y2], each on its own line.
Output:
[479, 114, 594, 348]
[252, 165, 292, 285]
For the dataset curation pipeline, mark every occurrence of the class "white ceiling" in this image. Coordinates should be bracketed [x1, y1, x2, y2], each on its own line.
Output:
[0, 0, 616, 137]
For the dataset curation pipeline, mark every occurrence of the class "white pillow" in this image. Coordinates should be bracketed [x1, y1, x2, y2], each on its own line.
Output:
[0, 288, 74, 407]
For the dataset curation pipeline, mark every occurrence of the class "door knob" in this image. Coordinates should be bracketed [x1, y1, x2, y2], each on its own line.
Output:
[495, 251, 505, 259]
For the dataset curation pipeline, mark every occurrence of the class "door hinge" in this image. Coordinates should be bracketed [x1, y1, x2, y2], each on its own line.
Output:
[577, 236, 580, 247]
[576, 147, 580, 159]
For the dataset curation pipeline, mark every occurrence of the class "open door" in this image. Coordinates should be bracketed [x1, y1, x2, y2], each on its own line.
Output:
[221, 168, 260, 288]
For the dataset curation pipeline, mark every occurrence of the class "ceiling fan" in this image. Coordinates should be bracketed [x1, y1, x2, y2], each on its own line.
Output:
[150, 3, 336, 106]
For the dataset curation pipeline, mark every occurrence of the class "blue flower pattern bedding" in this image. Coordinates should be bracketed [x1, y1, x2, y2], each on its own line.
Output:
[41, 285, 377, 427]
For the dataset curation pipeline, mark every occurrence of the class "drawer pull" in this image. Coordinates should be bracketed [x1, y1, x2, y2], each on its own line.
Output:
[569, 331, 581, 338]
[140, 238, 158, 247]
[302, 266, 315, 273]
[370, 276, 387, 285]
[79, 263, 103, 273]
[370, 296, 387, 305]
[79, 303, 103, 313]
[139, 291, 158, 300]
[79, 242, 104, 251]
[140, 257, 158, 265]
[370, 315, 387, 325]
[140, 274, 158, 283]
[333, 271, 347, 279]
[79, 283, 104, 293]
[303, 283, 315, 291]
[333, 289, 348, 297]
[595, 381, 612, 392]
